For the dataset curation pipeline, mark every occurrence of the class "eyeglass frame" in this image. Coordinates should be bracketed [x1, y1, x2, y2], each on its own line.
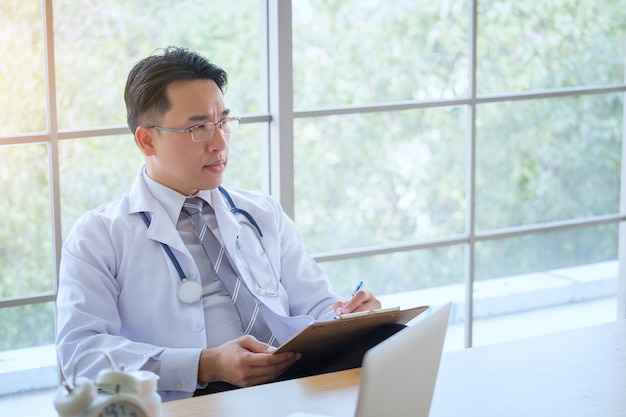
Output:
[147, 116, 240, 142]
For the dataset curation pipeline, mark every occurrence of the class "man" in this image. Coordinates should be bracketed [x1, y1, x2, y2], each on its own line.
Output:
[56, 46, 382, 402]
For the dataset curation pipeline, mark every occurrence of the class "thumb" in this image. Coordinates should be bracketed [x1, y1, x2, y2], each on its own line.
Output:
[242, 336, 275, 353]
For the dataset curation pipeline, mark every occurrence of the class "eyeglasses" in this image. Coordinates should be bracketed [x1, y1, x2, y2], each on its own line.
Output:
[148, 116, 240, 142]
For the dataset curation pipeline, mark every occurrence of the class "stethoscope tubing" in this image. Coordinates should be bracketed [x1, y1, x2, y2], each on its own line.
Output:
[218, 186, 264, 237]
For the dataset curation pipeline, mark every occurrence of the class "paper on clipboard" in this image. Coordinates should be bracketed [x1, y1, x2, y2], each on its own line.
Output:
[335, 306, 401, 319]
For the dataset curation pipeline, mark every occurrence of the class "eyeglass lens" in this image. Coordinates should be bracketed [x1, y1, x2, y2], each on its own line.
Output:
[191, 119, 238, 142]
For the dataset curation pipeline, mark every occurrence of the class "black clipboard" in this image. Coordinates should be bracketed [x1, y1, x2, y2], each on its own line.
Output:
[273, 305, 429, 358]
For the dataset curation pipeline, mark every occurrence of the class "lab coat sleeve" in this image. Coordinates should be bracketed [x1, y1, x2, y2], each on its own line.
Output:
[55, 209, 201, 400]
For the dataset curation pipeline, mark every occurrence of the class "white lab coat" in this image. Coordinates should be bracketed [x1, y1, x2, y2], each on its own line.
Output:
[56, 167, 340, 402]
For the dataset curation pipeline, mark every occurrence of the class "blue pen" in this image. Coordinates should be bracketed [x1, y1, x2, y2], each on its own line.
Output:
[351, 280, 364, 297]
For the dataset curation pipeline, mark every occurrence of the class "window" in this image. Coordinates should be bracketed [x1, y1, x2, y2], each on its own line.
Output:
[1, 0, 625, 411]
[291, 0, 626, 349]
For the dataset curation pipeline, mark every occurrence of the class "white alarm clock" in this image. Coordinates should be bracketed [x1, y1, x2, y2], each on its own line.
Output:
[54, 349, 155, 417]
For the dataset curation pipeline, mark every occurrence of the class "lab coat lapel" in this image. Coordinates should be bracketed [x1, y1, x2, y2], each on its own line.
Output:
[127, 170, 189, 256]
[143, 205, 189, 255]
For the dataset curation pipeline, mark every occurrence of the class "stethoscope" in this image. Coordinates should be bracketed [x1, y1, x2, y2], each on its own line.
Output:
[139, 186, 281, 304]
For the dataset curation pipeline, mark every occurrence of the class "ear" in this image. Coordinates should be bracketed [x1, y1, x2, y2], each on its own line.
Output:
[135, 126, 157, 157]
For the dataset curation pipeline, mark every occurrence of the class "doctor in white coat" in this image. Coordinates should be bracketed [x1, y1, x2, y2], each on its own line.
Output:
[55, 46, 381, 402]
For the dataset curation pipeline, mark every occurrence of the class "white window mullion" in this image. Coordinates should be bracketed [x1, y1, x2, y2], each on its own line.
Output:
[617, 83, 626, 319]
[464, 0, 479, 348]
[43, 0, 62, 293]
[267, 0, 295, 219]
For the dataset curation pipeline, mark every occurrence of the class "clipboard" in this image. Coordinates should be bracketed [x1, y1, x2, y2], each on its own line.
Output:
[273, 305, 429, 357]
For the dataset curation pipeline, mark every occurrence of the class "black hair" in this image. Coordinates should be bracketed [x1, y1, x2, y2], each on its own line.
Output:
[124, 46, 228, 134]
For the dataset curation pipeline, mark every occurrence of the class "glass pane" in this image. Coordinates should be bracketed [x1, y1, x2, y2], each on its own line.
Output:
[294, 108, 466, 253]
[320, 246, 464, 297]
[473, 225, 618, 346]
[53, 0, 261, 130]
[475, 94, 622, 231]
[0, 303, 57, 406]
[477, 1, 626, 94]
[0, 1, 46, 135]
[293, 0, 469, 109]
[59, 135, 143, 238]
[0, 144, 53, 298]
[0, 303, 55, 351]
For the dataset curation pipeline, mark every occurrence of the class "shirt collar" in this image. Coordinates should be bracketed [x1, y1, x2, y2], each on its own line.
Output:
[141, 169, 214, 225]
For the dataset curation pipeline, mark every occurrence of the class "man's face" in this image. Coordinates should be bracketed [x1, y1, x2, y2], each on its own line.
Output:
[139, 79, 230, 195]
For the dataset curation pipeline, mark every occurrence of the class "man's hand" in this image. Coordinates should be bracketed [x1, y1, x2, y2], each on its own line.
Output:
[333, 289, 382, 317]
[198, 335, 300, 387]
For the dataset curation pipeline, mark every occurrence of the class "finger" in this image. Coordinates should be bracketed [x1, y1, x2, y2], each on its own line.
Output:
[240, 352, 301, 386]
[248, 351, 301, 369]
[342, 291, 381, 314]
[333, 299, 347, 316]
[340, 290, 367, 314]
[237, 335, 276, 353]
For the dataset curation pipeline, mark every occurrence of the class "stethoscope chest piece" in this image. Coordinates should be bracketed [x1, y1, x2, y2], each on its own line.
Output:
[178, 279, 203, 304]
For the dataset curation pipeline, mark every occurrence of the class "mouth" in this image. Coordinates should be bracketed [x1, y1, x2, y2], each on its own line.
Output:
[204, 159, 226, 172]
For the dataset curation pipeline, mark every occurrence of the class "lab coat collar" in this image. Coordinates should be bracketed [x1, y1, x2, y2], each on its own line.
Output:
[127, 167, 188, 254]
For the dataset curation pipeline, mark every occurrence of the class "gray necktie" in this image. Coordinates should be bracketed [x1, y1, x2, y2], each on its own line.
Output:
[182, 197, 275, 345]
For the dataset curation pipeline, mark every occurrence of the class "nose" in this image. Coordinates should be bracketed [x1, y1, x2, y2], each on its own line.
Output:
[207, 127, 228, 152]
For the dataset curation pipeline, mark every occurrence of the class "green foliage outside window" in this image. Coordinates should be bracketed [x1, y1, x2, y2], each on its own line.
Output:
[292, 0, 625, 296]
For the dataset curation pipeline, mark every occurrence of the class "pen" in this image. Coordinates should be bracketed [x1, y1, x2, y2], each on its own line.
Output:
[351, 280, 364, 297]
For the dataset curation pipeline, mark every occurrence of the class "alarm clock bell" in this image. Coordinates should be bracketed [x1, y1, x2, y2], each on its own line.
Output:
[54, 349, 160, 417]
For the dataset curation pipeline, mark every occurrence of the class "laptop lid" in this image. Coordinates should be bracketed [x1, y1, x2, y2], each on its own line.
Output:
[354, 302, 451, 417]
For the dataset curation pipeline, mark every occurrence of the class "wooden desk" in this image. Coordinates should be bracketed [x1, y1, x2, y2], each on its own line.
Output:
[162, 320, 626, 417]
[161, 368, 360, 417]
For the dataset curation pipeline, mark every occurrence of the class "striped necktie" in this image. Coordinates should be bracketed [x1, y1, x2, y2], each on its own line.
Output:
[182, 197, 275, 345]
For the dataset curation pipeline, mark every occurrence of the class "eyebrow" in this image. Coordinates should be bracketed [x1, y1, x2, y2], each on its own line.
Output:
[186, 108, 231, 124]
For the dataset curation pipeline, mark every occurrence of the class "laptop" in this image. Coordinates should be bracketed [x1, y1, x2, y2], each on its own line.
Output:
[288, 302, 451, 417]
